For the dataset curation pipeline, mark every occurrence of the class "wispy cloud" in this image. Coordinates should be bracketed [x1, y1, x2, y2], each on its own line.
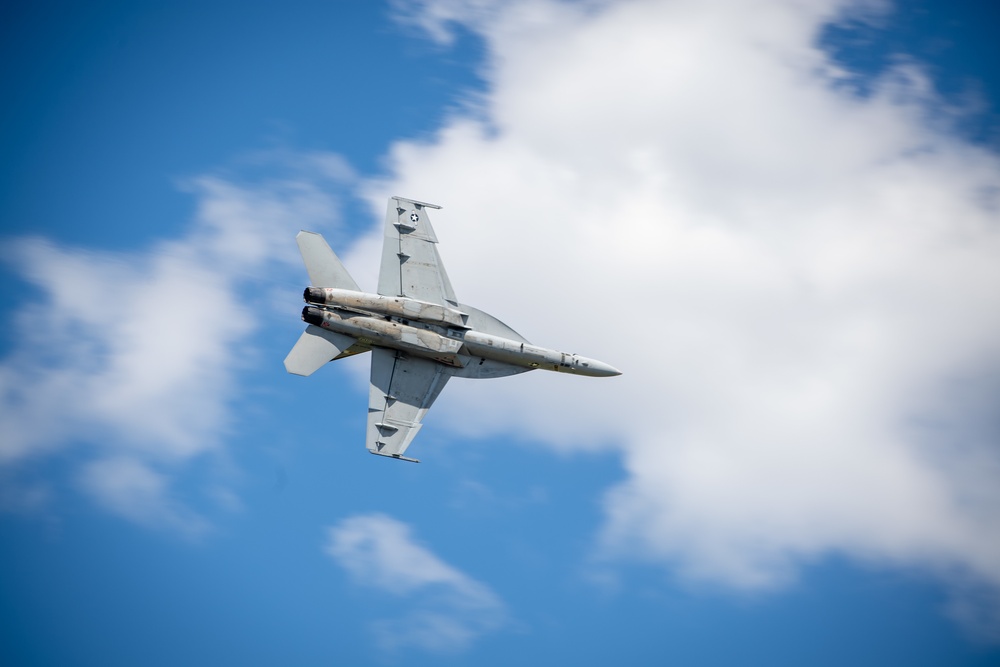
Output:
[0, 156, 352, 528]
[325, 513, 506, 653]
[369, 0, 1000, 636]
[78, 456, 210, 536]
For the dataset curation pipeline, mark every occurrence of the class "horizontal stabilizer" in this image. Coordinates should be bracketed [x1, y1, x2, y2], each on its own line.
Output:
[284, 325, 355, 376]
[296, 231, 360, 291]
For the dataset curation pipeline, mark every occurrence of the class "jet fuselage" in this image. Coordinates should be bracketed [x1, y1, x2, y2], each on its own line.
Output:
[301, 290, 619, 378]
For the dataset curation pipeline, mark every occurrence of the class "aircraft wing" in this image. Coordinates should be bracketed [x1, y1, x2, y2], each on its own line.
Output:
[377, 196, 458, 307]
[367, 347, 451, 462]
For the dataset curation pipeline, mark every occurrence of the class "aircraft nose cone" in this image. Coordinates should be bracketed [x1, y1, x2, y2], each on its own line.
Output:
[591, 361, 622, 377]
[576, 356, 622, 377]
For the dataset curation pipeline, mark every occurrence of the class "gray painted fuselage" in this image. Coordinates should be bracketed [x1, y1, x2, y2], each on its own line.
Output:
[301, 290, 620, 378]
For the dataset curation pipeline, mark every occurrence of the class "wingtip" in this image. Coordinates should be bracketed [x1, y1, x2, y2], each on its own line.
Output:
[369, 450, 420, 463]
[392, 196, 442, 210]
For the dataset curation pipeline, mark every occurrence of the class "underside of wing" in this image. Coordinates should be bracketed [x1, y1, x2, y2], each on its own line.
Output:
[333, 341, 372, 360]
[377, 196, 458, 307]
[367, 347, 451, 462]
[446, 355, 534, 379]
[461, 304, 530, 343]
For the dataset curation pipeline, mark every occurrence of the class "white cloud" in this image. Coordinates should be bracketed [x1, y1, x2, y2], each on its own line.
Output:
[0, 159, 351, 527]
[390, 0, 505, 46]
[325, 513, 506, 653]
[78, 456, 210, 536]
[368, 0, 1000, 634]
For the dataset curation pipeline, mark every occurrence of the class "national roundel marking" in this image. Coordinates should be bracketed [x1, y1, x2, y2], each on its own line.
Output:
[409, 212, 420, 223]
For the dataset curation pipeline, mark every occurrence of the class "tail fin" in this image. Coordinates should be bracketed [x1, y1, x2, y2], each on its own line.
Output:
[284, 324, 355, 376]
[286, 232, 360, 377]
[296, 231, 359, 290]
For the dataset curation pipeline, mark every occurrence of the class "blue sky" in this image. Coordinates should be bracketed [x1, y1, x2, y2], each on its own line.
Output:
[2, 1, 1000, 665]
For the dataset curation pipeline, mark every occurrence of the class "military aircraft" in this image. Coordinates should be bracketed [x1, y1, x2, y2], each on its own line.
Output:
[284, 196, 621, 462]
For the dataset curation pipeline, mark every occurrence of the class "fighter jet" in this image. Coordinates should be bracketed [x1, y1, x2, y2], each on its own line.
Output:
[284, 196, 621, 462]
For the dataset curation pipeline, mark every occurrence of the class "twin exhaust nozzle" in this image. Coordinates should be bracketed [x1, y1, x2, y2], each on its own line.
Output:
[302, 288, 329, 326]
[303, 287, 326, 305]
[301, 305, 324, 327]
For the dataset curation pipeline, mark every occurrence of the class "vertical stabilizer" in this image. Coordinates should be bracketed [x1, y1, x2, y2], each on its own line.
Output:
[296, 231, 360, 290]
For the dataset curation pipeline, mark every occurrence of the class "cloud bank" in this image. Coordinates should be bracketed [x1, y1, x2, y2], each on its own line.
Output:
[0, 156, 351, 527]
[325, 513, 506, 653]
[363, 0, 1000, 634]
[2, 0, 996, 641]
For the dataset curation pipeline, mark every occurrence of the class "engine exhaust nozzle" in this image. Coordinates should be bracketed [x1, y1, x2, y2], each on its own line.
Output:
[303, 287, 326, 305]
[301, 306, 325, 327]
